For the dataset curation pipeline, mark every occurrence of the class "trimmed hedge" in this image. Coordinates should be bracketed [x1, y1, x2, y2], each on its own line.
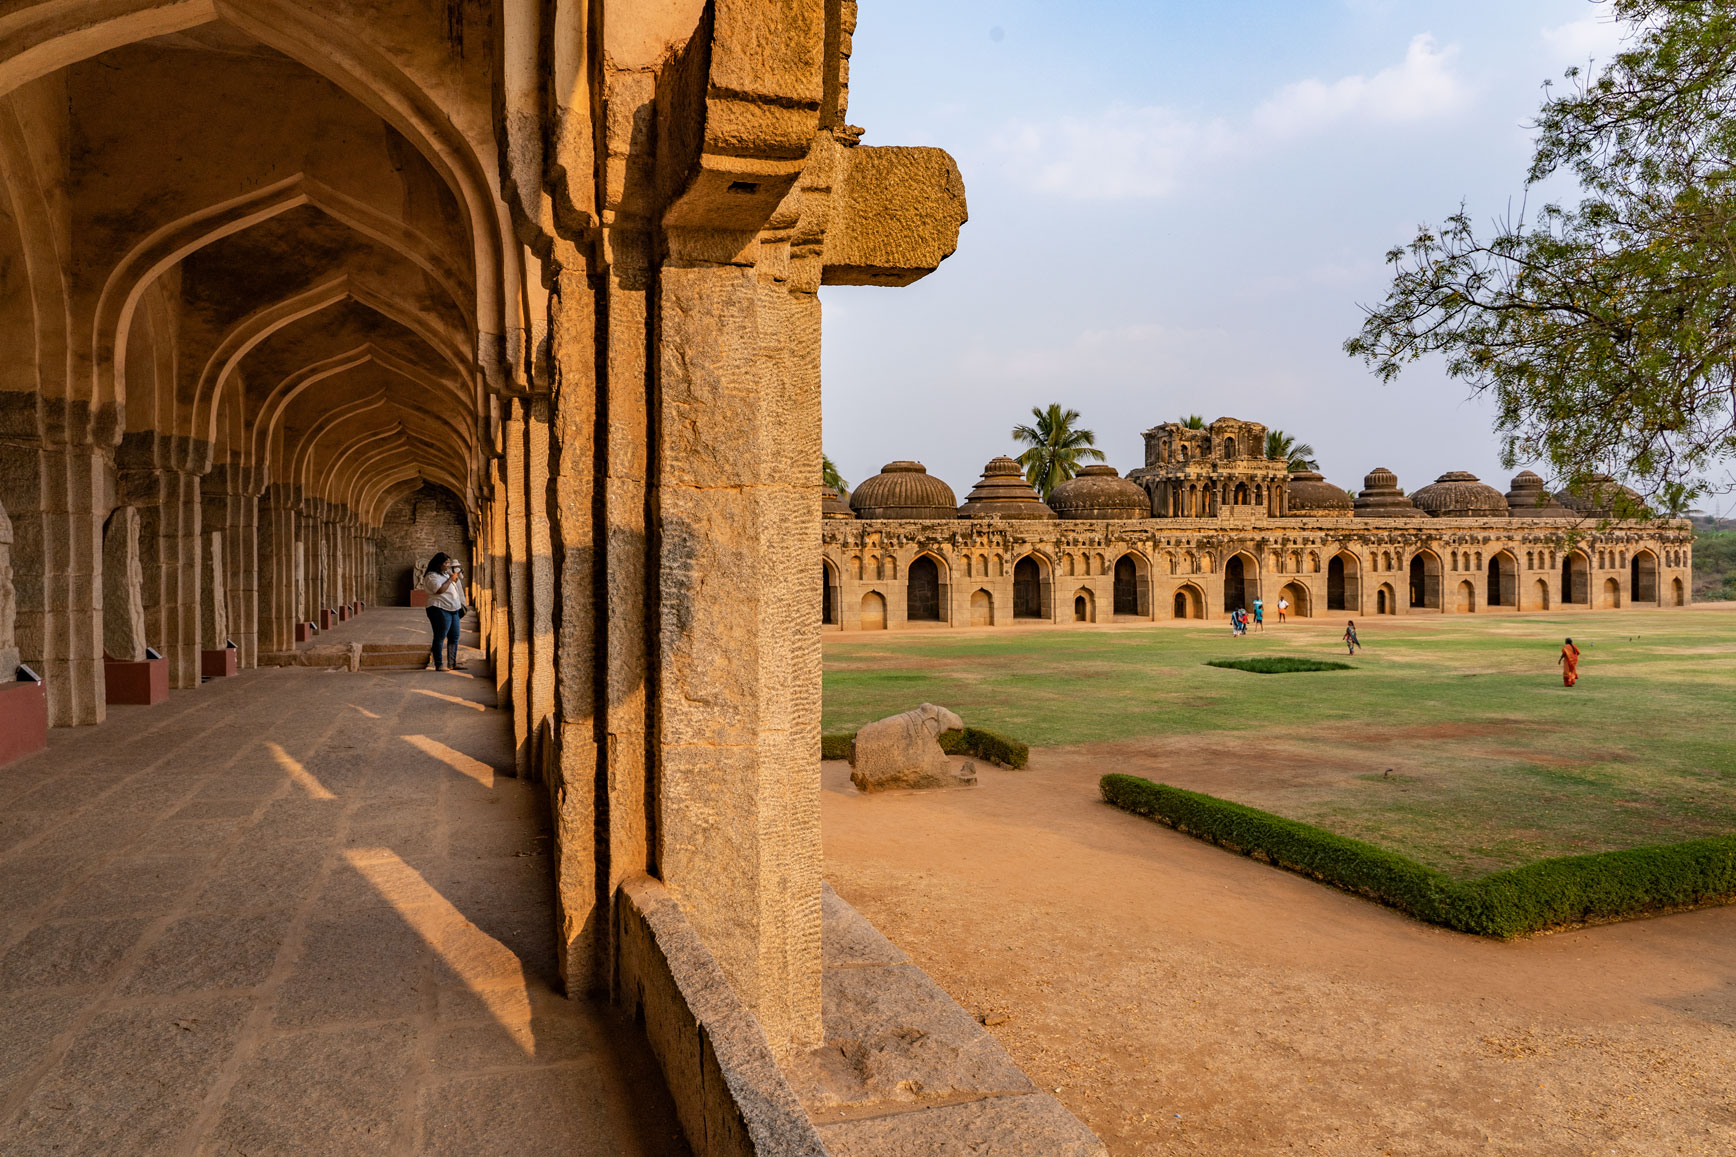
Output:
[1206, 657, 1353, 674]
[1100, 774, 1736, 938]
[821, 724, 1029, 770]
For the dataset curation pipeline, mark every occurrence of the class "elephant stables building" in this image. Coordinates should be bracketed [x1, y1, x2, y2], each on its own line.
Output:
[0, 4, 1115, 1155]
[822, 418, 1694, 632]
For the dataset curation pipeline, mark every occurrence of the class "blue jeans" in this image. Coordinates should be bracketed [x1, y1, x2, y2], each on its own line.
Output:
[426, 606, 461, 668]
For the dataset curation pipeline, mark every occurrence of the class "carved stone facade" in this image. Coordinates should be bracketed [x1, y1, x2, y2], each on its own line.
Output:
[824, 431, 1693, 630]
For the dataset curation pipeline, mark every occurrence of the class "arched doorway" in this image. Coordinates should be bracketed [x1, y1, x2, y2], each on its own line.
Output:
[1113, 555, 1141, 615]
[970, 589, 993, 626]
[1486, 552, 1516, 608]
[1455, 579, 1476, 613]
[1279, 581, 1310, 618]
[1673, 576, 1686, 606]
[1534, 577, 1551, 610]
[1631, 551, 1658, 602]
[1408, 551, 1441, 609]
[907, 555, 941, 621]
[1224, 554, 1252, 615]
[860, 591, 887, 630]
[820, 562, 839, 625]
[1562, 552, 1589, 605]
[1601, 576, 1622, 609]
[1073, 589, 1095, 622]
[1173, 584, 1204, 619]
[1376, 583, 1396, 615]
[1326, 552, 1359, 612]
[1013, 556, 1048, 620]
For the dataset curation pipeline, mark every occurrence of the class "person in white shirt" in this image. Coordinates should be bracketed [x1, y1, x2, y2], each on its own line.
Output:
[422, 552, 467, 671]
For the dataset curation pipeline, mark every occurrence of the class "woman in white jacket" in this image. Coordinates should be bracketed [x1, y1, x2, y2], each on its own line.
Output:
[422, 552, 467, 671]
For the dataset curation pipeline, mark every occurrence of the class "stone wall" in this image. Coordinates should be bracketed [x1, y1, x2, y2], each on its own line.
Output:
[376, 484, 471, 607]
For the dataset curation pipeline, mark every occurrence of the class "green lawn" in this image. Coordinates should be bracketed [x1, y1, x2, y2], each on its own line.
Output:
[823, 608, 1736, 877]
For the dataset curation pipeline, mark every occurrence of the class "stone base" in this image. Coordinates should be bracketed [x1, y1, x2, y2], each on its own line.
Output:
[338, 606, 350, 622]
[409, 590, 428, 607]
[319, 609, 335, 630]
[201, 648, 239, 679]
[614, 875, 1105, 1157]
[0, 679, 48, 766]
[104, 657, 170, 706]
[294, 622, 315, 643]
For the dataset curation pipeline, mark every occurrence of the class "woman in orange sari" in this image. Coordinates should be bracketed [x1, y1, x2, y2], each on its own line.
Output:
[1558, 637, 1580, 687]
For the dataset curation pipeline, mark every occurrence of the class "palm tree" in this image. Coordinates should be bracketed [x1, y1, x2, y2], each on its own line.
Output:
[1265, 429, 1318, 473]
[1178, 414, 1206, 429]
[822, 454, 847, 492]
[1011, 404, 1106, 499]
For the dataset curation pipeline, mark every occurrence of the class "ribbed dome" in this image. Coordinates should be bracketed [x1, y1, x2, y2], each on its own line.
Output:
[821, 485, 855, 520]
[1048, 465, 1150, 520]
[1285, 470, 1352, 515]
[957, 457, 1056, 520]
[1556, 473, 1645, 519]
[1354, 467, 1418, 518]
[1411, 471, 1509, 518]
[1505, 471, 1571, 518]
[849, 461, 958, 520]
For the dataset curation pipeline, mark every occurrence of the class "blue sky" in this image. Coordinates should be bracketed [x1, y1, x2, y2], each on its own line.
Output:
[819, 0, 1629, 500]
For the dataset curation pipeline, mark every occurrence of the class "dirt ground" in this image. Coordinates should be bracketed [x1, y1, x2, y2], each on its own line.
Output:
[821, 756, 1736, 1156]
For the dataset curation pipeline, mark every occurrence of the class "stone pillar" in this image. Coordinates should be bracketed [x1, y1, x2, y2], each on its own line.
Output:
[201, 531, 227, 648]
[101, 505, 146, 661]
[299, 504, 321, 622]
[258, 485, 299, 652]
[0, 497, 15, 682]
[527, 394, 556, 778]
[119, 438, 203, 692]
[653, 251, 824, 1057]
[505, 398, 531, 774]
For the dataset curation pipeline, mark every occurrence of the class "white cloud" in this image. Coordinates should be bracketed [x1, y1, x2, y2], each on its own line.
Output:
[1252, 34, 1468, 138]
[989, 33, 1470, 200]
[1541, 12, 1630, 69]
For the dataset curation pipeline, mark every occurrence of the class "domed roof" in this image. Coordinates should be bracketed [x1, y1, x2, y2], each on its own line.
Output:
[1285, 470, 1352, 514]
[1555, 473, 1645, 519]
[821, 485, 855, 519]
[957, 457, 1056, 520]
[849, 461, 958, 520]
[1505, 471, 1571, 518]
[1048, 465, 1150, 520]
[1353, 467, 1418, 518]
[1410, 471, 1509, 518]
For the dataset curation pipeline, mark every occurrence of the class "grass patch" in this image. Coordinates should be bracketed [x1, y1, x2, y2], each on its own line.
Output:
[1206, 656, 1353, 674]
[1102, 774, 1736, 937]
[824, 608, 1736, 872]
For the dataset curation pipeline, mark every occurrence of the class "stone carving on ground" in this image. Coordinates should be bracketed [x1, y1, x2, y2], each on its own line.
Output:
[102, 507, 147, 661]
[850, 703, 976, 792]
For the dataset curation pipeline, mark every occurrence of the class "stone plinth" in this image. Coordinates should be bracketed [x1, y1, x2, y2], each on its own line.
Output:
[409, 590, 428, 607]
[319, 609, 334, 630]
[104, 657, 169, 706]
[201, 648, 238, 679]
[294, 622, 315, 643]
[0, 678, 47, 765]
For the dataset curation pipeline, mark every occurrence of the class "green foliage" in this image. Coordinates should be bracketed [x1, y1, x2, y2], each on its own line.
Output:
[1692, 527, 1736, 598]
[1101, 775, 1736, 937]
[1206, 656, 1354, 674]
[1011, 404, 1106, 499]
[1345, 0, 1736, 511]
[825, 725, 1028, 769]
[822, 454, 848, 493]
[1178, 414, 1206, 429]
[1264, 429, 1319, 472]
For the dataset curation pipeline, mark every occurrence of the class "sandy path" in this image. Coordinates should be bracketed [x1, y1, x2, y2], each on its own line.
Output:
[821, 756, 1736, 1156]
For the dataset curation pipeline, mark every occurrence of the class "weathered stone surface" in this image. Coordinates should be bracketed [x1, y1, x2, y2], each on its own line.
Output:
[0, 498, 15, 680]
[850, 703, 968, 792]
[816, 1094, 1110, 1157]
[101, 506, 146, 662]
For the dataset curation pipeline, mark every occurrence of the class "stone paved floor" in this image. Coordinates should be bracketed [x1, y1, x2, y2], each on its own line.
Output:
[0, 610, 687, 1155]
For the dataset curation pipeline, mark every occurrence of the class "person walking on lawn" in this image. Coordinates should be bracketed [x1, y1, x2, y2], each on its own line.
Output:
[1559, 637, 1580, 687]
[1343, 620, 1360, 655]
